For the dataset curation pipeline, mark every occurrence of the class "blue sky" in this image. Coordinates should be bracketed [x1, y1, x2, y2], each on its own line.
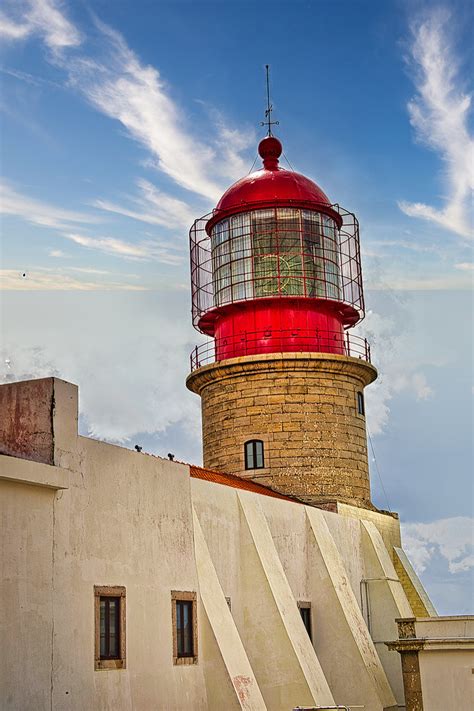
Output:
[0, 0, 472, 614]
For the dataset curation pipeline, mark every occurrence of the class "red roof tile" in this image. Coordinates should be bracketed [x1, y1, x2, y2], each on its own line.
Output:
[189, 465, 301, 503]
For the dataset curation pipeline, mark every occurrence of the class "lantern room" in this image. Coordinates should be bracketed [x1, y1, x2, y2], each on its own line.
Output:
[190, 136, 368, 364]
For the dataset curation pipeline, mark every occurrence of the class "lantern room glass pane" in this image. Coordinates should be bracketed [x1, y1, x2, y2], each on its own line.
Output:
[210, 207, 342, 307]
[322, 215, 341, 300]
[302, 210, 324, 297]
[276, 208, 304, 296]
[230, 213, 253, 301]
[252, 209, 279, 297]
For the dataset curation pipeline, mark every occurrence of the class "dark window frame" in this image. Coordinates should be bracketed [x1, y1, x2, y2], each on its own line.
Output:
[176, 600, 194, 658]
[298, 601, 312, 642]
[94, 586, 126, 670]
[357, 391, 365, 416]
[171, 591, 198, 665]
[244, 439, 265, 470]
[100, 596, 121, 659]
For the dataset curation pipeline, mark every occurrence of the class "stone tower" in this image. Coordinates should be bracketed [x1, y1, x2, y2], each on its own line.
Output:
[186, 135, 377, 509]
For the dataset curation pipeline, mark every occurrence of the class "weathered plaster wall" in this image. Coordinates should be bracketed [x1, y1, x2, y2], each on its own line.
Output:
[191, 477, 406, 710]
[1, 480, 55, 710]
[388, 617, 474, 711]
[1, 379, 209, 711]
[417, 618, 474, 709]
[2, 377, 443, 711]
[50, 435, 208, 711]
[361, 521, 413, 706]
[0, 378, 55, 464]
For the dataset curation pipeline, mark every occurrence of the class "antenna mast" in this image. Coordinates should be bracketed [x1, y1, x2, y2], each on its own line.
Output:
[261, 64, 279, 136]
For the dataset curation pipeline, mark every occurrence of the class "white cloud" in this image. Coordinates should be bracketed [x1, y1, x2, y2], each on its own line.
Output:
[0, 11, 31, 40]
[455, 262, 474, 271]
[93, 178, 196, 230]
[1, 181, 96, 230]
[402, 517, 474, 574]
[365, 239, 441, 254]
[355, 306, 436, 435]
[399, 9, 473, 238]
[1, 6, 254, 223]
[0, 268, 145, 291]
[0, 0, 81, 49]
[61, 21, 253, 202]
[365, 269, 474, 291]
[65, 233, 183, 265]
[67, 267, 111, 275]
[0, 291, 201, 451]
[0, 181, 183, 266]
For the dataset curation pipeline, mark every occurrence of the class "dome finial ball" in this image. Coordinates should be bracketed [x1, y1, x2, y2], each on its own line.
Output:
[258, 135, 283, 170]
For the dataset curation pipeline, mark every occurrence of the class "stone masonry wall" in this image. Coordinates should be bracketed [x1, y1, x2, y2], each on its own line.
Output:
[187, 353, 377, 508]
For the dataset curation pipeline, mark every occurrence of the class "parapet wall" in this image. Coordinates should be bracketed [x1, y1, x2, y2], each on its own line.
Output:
[0, 377, 78, 466]
[0, 378, 56, 464]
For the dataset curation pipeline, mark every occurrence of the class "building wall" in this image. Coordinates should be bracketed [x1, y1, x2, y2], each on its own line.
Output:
[0, 379, 210, 711]
[418, 617, 474, 710]
[420, 648, 474, 709]
[1, 377, 444, 711]
[187, 352, 377, 508]
[191, 477, 402, 710]
[388, 617, 474, 711]
[50, 435, 208, 711]
[1, 479, 55, 710]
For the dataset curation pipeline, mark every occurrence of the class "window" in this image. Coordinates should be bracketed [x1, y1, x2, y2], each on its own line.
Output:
[298, 601, 312, 642]
[244, 439, 264, 470]
[94, 586, 126, 670]
[171, 591, 198, 665]
[357, 391, 365, 416]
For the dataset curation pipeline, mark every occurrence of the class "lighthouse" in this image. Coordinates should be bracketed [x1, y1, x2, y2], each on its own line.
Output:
[187, 113, 377, 510]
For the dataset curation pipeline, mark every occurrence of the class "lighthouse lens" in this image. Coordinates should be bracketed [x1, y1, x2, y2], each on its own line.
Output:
[210, 207, 342, 306]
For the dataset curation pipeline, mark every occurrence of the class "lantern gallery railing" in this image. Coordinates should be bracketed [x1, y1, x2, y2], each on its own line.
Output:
[190, 328, 371, 371]
[190, 203, 365, 331]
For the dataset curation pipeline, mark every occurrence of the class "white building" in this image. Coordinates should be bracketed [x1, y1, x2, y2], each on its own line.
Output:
[1, 376, 471, 711]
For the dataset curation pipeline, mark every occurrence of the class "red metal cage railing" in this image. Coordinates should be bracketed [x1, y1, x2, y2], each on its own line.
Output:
[190, 328, 371, 371]
[190, 203, 365, 332]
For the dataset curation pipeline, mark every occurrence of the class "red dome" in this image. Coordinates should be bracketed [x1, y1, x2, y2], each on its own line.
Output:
[216, 167, 331, 211]
[207, 136, 340, 232]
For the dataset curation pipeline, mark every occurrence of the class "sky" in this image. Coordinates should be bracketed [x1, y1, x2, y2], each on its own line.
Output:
[0, 0, 472, 614]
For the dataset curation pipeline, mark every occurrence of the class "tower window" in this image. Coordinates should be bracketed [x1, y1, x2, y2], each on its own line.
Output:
[244, 440, 264, 469]
[94, 586, 126, 670]
[171, 591, 198, 664]
[357, 391, 365, 416]
[298, 601, 312, 642]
